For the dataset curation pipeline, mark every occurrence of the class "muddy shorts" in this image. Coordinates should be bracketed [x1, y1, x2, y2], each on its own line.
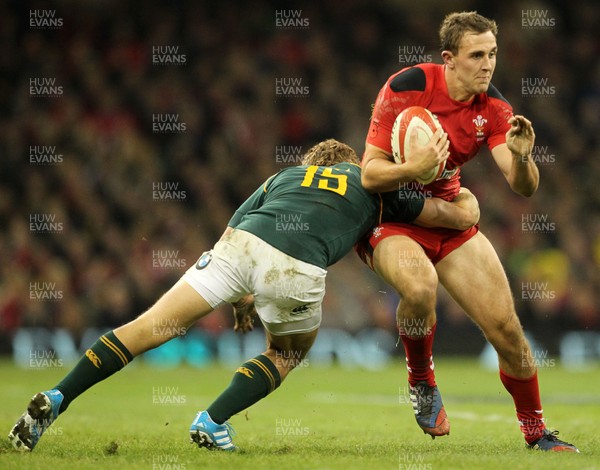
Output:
[182, 229, 327, 335]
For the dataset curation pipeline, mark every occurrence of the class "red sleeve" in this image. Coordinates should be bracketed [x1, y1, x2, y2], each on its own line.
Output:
[487, 97, 513, 150]
[366, 76, 422, 153]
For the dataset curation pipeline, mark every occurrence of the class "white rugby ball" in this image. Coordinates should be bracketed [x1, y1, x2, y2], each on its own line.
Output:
[391, 106, 445, 185]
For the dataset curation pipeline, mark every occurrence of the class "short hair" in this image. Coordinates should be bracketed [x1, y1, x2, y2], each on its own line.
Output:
[301, 139, 359, 166]
[439, 12, 498, 54]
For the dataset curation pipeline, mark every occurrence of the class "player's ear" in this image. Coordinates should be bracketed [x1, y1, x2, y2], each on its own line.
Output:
[441, 50, 454, 69]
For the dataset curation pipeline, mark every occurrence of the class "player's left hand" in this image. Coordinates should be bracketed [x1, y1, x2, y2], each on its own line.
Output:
[506, 115, 535, 158]
[232, 295, 257, 334]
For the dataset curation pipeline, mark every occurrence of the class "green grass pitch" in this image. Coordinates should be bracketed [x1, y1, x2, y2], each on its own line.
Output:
[0, 358, 598, 469]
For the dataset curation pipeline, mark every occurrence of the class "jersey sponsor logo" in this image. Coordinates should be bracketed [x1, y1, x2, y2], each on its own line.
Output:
[437, 167, 459, 180]
[291, 304, 309, 315]
[473, 114, 487, 142]
[236, 366, 254, 379]
[195, 251, 212, 270]
[85, 349, 102, 368]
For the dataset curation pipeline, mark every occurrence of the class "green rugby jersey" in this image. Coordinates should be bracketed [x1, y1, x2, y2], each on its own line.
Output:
[228, 163, 423, 269]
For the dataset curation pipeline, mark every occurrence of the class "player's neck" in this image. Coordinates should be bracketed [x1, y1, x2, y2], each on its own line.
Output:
[443, 66, 475, 103]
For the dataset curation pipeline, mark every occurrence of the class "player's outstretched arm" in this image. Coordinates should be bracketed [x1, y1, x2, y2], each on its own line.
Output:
[491, 115, 539, 197]
[415, 187, 480, 231]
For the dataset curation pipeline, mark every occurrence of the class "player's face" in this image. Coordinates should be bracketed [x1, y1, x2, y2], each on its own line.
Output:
[451, 31, 497, 97]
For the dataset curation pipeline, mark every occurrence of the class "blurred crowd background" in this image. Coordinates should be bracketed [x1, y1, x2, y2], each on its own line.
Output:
[0, 0, 598, 356]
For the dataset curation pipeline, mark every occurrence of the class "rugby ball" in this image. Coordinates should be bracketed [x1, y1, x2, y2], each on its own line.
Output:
[391, 106, 445, 185]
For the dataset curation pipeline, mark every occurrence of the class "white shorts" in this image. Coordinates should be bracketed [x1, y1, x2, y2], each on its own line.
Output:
[182, 229, 327, 335]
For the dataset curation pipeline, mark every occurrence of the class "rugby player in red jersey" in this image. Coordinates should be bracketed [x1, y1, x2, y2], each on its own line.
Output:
[359, 11, 578, 452]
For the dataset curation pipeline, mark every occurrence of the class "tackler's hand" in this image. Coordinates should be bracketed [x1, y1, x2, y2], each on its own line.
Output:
[452, 187, 480, 227]
[232, 295, 257, 334]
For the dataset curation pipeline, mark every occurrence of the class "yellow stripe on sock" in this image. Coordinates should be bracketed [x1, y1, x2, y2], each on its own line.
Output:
[100, 336, 129, 366]
[248, 358, 275, 392]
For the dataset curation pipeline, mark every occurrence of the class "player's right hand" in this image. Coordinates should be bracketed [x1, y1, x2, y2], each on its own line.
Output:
[406, 128, 450, 178]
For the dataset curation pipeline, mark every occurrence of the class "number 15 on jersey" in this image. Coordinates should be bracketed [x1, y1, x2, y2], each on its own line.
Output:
[300, 166, 348, 196]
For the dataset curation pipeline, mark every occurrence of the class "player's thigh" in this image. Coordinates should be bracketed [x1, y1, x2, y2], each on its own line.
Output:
[373, 235, 437, 295]
[115, 279, 213, 355]
[435, 231, 518, 333]
[250, 241, 327, 336]
[254, 276, 325, 336]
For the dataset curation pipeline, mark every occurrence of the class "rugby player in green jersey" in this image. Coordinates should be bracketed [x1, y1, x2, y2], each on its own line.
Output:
[9, 139, 479, 452]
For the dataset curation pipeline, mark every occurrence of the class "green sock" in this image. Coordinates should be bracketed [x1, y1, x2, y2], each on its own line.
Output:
[207, 354, 282, 424]
[54, 331, 133, 413]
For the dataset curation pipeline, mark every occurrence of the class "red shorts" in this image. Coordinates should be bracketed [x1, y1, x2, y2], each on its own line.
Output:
[356, 223, 479, 269]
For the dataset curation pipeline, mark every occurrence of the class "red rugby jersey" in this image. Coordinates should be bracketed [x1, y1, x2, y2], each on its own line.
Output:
[366, 63, 513, 200]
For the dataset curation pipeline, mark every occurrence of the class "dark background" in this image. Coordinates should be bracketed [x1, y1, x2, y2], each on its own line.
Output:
[0, 0, 598, 359]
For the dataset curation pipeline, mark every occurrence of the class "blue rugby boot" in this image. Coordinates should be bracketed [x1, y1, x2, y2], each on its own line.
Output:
[189, 410, 237, 451]
[8, 389, 64, 451]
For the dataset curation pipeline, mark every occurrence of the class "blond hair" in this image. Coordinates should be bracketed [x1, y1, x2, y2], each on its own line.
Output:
[301, 139, 359, 166]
